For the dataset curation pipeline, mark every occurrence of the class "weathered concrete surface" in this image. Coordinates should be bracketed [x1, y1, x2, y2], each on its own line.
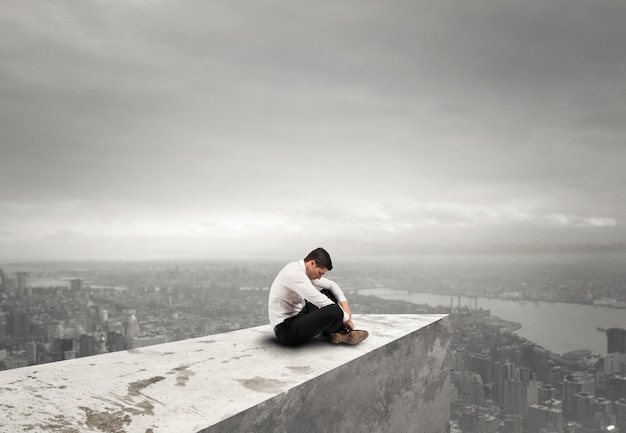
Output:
[0, 314, 449, 433]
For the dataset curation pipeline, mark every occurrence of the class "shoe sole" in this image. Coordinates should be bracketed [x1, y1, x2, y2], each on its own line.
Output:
[329, 330, 369, 345]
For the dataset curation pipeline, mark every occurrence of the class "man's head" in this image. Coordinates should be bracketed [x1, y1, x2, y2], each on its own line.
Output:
[304, 247, 333, 280]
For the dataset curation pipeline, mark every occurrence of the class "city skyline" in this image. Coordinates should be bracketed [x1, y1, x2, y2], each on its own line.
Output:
[2, 0, 626, 261]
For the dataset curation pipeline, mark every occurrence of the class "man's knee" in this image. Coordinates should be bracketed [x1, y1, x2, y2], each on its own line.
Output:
[320, 303, 343, 322]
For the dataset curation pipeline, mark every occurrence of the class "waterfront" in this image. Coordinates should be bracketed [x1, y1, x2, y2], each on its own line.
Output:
[360, 288, 626, 356]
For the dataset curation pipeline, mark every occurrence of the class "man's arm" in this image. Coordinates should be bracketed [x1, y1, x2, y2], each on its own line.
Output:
[340, 300, 355, 330]
[314, 278, 355, 328]
[314, 277, 347, 303]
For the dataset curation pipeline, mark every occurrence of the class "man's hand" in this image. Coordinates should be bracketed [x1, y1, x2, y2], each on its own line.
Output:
[344, 318, 355, 330]
[340, 300, 355, 330]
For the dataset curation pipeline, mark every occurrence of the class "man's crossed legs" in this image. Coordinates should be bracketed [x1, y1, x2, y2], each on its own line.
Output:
[273, 289, 368, 346]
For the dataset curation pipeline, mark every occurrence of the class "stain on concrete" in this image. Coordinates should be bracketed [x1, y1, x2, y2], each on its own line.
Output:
[286, 366, 311, 374]
[30, 414, 80, 433]
[199, 339, 216, 344]
[127, 376, 165, 397]
[222, 354, 252, 362]
[73, 376, 167, 432]
[81, 406, 132, 432]
[237, 376, 288, 394]
[171, 365, 196, 387]
[231, 355, 251, 360]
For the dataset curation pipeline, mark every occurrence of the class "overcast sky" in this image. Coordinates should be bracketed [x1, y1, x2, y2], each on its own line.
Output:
[1, 0, 625, 261]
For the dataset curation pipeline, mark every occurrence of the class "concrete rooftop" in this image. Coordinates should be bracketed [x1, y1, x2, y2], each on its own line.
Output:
[0, 314, 448, 433]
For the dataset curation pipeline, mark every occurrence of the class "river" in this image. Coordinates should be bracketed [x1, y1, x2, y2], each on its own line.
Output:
[360, 288, 626, 356]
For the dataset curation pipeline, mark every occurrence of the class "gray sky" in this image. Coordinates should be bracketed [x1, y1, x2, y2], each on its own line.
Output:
[1, 0, 625, 261]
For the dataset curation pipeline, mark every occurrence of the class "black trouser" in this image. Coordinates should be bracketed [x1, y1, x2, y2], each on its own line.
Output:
[274, 289, 346, 346]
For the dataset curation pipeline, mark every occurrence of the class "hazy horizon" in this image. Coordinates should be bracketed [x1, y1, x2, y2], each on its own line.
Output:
[2, 0, 626, 261]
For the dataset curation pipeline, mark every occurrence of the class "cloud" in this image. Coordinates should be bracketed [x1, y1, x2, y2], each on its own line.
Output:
[1, 0, 626, 260]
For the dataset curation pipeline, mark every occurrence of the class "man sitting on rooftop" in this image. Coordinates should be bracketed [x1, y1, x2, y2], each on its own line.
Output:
[268, 247, 368, 346]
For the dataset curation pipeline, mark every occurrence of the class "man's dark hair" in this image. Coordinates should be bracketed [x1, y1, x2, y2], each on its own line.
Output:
[304, 247, 333, 271]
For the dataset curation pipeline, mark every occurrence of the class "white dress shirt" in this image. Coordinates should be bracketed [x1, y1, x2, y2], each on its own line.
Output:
[268, 259, 349, 328]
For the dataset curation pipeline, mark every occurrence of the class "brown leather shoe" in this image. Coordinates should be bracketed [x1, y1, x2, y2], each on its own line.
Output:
[329, 329, 369, 345]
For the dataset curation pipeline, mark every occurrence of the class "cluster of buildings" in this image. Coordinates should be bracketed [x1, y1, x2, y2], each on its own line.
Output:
[0, 267, 268, 369]
[450, 309, 626, 433]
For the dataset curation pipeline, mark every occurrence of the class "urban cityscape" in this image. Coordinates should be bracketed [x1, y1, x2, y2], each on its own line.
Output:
[0, 253, 625, 433]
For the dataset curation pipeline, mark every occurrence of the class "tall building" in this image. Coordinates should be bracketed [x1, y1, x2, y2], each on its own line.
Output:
[71, 278, 82, 291]
[124, 310, 140, 337]
[503, 375, 538, 418]
[493, 361, 515, 407]
[527, 400, 563, 432]
[3, 277, 16, 295]
[25, 341, 37, 365]
[538, 383, 558, 405]
[79, 334, 96, 357]
[7, 310, 31, 339]
[604, 352, 626, 375]
[563, 373, 595, 421]
[0, 268, 5, 292]
[606, 376, 626, 401]
[607, 328, 626, 355]
[574, 391, 594, 425]
[16, 272, 27, 295]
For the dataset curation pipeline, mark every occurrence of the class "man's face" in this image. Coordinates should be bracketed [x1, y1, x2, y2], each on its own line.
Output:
[305, 261, 328, 280]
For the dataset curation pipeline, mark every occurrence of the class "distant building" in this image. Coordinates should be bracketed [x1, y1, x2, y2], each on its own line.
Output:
[574, 391, 594, 425]
[127, 335, 168, 349]
[7, 310, 31, 339]
[3, 359, 28, 370]
[70, 278, 82, 291]
[3, 277, 16, 295]
[616, 398, 626, 432]
[16, 272, 27, 295]
[604, 352, 626, 375]
[527, 399, 563, 432]
[605, 375, 626, 402]
[493, 361, 515, 407]
[538, 383, 558, 405]
[563, 372, 595, 421]
[607, 328, 626, 355]
[79, 334, 97, 358]
[124, 310, 140, 337]
[25, 341, 37, 365]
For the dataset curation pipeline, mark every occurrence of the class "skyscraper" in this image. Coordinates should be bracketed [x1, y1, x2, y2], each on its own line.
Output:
[16, 272, 27, 293]
[574, 391, 594, 425]
[7, 310, 31, 339]
[538, 383, 557, 405]
[607, 328, 626, 354]
[563, 373, 595, 421]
